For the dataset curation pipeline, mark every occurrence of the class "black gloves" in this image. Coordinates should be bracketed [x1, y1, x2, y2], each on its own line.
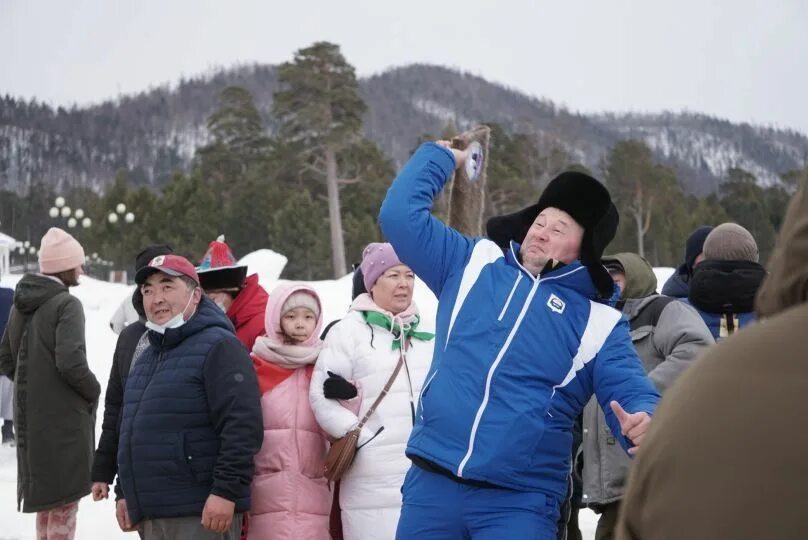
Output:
[323, 371, 358, 400]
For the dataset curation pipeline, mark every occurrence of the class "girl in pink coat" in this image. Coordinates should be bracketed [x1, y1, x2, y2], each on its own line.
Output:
[249, 283, 331, 540]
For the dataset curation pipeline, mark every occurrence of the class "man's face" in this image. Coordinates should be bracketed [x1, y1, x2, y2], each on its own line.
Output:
[141, 272, 200, 325]
[520, 207, 584, 275]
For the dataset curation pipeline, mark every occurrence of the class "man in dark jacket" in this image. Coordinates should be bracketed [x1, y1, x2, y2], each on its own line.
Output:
[116, 254, 263, 539]
[688, 223, 766, 341]
[581, 253, 713, 539]
[91, 244, 173, 509]
[660, 225, 713, 298]
[0, 227, 101, 538]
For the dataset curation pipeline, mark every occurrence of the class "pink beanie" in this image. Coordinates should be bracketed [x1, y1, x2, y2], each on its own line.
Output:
[38, 228, 85, 274]
[360, 242, 403, 291]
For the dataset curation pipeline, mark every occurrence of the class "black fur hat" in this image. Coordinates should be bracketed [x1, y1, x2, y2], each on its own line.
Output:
[485, 171, 619, 298]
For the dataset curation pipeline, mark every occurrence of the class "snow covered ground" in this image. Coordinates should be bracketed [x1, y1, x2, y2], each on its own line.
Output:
[0, 252, 674, 539]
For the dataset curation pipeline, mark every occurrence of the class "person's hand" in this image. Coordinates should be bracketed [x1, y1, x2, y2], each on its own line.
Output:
[323, 371, 358, 400]
[201, 494, 235, 533]
[610, 401, 652, 455]
[115, 499, 137, 532]
[436, 140, 467, 170]
[91, 482, 109, 501]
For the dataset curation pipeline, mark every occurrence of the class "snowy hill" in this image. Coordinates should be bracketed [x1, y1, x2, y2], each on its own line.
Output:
[2, 64, 806, 195]
[0, 252, 675, 538]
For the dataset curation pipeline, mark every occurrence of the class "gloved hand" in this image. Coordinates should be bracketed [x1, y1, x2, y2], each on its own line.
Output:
[323, 371, 358, 400]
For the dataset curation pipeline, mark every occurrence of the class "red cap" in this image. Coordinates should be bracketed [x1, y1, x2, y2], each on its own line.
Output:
[135, 254, 200, 286]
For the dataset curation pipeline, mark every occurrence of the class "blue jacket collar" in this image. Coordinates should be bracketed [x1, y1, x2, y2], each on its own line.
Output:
[506, 241, 619, 305]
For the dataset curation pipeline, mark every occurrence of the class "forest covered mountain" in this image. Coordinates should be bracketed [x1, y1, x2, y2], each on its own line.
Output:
[2, 63, 806, 196]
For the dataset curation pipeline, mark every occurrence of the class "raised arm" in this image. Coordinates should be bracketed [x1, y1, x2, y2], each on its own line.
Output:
[379, 142, 475, 296]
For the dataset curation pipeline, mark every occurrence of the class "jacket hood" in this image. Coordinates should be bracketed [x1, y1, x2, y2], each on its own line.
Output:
[13, 274, 68, 314]
[264, 282, 323, 347]
[149, 295, 236, 349]
[227, 274, 268, 329]
[602, 253, 657, 300]
[756, 183, 808, 317]
[689, 260, 766, 314]
[660, 264, 689, 298]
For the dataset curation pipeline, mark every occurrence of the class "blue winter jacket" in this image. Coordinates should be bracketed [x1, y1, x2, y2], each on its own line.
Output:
[117, 296, 263, 524]
[379, 143, 660, 500]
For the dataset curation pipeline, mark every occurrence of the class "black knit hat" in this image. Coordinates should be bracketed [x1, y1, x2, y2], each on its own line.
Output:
[485, 171, 619, 298]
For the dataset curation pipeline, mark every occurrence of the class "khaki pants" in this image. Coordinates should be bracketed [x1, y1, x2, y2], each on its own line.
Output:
[142, 513, 243, 540]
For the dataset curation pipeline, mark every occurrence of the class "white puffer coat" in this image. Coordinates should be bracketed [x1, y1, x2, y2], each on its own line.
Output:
[310, 305, 433, 540]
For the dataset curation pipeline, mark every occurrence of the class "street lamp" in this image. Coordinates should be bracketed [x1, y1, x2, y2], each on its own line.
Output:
[74, 209, 84, 219]
[60, 206, 71, 218]
[125, 212, 135, 224]
[82, 217, 92, 228]
[67, 218, 77, 228]
[49, 207, 59, 218]
[55, 197, 65, 208]
[116, 203, 126, 214]
[108, 213, 119, 224]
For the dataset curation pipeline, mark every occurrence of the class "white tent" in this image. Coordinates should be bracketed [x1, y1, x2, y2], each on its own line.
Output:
[0, 232, 16, 277]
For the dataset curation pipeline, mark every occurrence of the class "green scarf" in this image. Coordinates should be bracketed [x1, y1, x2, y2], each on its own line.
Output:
[362, 311, 435, 350]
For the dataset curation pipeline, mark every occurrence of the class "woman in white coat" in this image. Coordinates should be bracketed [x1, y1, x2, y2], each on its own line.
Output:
[310, 242, 434, 540]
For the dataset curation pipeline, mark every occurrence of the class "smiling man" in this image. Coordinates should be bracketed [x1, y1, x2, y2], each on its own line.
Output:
[379, 142, 660, 539]
[115, 254, 262, 540]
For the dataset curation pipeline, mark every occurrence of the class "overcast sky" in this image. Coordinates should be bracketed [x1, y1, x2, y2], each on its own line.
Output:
[2, 0, 806, 133]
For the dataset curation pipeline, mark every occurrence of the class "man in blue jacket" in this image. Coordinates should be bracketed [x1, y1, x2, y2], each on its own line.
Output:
[381, 141, 661, 539]
[116, 254, 263, 540]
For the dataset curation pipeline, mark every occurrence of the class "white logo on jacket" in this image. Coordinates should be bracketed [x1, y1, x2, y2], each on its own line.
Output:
[547, 294, 566, 314]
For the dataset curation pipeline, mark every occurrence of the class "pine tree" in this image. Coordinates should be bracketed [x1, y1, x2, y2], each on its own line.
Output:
[273, 41, 367, 278]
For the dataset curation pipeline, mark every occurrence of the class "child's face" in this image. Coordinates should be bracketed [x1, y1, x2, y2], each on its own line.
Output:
[280, 307, 317, 344]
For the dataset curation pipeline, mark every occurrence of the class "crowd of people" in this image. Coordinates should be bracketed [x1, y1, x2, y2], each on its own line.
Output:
[0, 139, 804, 539]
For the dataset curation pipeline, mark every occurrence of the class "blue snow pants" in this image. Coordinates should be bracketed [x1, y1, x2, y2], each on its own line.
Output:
[396, 465, 560, 539]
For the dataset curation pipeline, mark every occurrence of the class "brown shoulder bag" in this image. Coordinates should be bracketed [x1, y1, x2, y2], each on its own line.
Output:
[324, 351, 405, 482]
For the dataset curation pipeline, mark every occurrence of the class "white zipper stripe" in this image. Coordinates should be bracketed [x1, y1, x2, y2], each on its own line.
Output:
[456, 264, 587, 478]
[497, 273, 523, 321]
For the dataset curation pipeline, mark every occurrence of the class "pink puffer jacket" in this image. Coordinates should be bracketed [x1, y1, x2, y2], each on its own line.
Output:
[249, 283, 331, 540]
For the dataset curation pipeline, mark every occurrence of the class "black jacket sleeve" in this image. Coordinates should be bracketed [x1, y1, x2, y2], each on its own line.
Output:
[92, 322, 145, 484]
[203, 336, 263, 502]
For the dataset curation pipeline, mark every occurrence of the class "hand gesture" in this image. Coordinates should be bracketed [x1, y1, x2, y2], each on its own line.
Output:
[610, 401, 652, 455]
[436, 140, 467, 170]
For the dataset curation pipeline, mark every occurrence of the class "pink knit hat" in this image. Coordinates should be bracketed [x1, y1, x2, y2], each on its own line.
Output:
[360, 242, 403, 291]
[38, 227, 85, 274]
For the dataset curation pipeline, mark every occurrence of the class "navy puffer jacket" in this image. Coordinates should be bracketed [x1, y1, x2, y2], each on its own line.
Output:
[117, 296, 263, 524]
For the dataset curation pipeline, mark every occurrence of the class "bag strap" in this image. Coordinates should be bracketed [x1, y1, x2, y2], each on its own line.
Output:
[356, 348, 405, 429]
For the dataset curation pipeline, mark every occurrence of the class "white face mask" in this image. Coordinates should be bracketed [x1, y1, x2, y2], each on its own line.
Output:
[146, 287, 196, 335]
[215, 301, 227, 313]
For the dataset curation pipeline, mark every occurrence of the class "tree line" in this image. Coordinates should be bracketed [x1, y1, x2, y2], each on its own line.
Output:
[0, 42, 803, 280]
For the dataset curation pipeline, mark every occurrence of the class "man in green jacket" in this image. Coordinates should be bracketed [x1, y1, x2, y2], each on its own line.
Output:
[0, 227, 101, 540]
